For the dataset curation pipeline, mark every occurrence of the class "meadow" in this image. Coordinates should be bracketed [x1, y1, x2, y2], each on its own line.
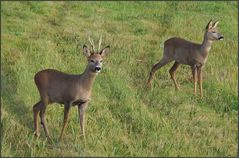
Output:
[1, 1, 238, 157]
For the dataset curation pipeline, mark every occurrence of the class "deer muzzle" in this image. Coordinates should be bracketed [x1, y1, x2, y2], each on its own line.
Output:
[95, 66, 101, 73]
[218, 36, 224, 40]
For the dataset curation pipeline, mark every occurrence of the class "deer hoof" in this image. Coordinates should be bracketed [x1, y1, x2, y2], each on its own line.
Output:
[146, 82, 151, 89]
[34, 131, 40, 138]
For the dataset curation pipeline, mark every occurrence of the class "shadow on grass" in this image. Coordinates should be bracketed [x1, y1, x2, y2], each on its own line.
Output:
[1, 68, 33, 131]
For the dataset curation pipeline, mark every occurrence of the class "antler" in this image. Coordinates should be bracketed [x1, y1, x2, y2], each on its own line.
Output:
[98, 35, 102, 52]
[88, 37, 95, 53]
[89, 35, 103, 53]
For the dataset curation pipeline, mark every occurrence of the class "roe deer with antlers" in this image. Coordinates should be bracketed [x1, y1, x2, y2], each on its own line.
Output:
[147, 20, 223, 97]
[33, 38, 110, 140]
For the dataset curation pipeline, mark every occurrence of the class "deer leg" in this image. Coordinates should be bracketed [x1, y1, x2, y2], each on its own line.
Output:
[191, 66, 198, 96]
[169, 62, 180, 90]
[33, 101, 41, 137]
[59, 102, 71, 140]
[147, 58, 171, 87]
[78, 102, 88, 138]
[39, 103, 49, 138]
[197, 66, 203, 98]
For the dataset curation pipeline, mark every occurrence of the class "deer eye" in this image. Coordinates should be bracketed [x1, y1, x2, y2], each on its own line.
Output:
[212, 31, 216, 33]
[90, 59, 94, 63]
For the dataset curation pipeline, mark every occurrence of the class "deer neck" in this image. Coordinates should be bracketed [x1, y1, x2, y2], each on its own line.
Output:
[200, 34, 213, 58]
[79, 66, 97, 91]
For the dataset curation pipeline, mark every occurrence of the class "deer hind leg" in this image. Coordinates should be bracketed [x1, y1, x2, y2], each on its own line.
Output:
[33, 101, 41, 137]
[147, 57, 171, 87]
[197, 66, 203, 98]
[191, 66, 198, 96]
[39, 101, 50, 138]
[59, 102, 71, 140]
[169, 62, 180, 90]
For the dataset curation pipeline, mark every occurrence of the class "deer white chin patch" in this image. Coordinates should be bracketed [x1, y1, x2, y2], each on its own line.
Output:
[218, 36, 224, 40]
[95, 69, 101, 73]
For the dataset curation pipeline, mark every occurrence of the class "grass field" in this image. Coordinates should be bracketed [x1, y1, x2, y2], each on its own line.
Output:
[1, 1, 238, 157]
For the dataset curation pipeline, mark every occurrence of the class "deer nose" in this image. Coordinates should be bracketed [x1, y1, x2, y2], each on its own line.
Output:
[218, 36, 224, 40]
[95, 66, 101, 72]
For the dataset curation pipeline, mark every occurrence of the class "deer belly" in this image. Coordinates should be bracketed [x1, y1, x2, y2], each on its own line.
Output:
[174, 55, 188, 65]
[72, 99, 89, 106]
[71, 90, 91, 105]
[48, 90, 67, 104]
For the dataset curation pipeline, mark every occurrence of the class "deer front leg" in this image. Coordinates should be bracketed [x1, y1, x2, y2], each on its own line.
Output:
[197, 66, 203, 98]
[59, 102, 71, 140]
[191, 66, 198, 96]
[78, 102, 88, 138]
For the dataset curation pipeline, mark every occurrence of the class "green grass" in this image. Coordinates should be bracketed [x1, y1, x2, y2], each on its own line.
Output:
[1, 1, 238, 157]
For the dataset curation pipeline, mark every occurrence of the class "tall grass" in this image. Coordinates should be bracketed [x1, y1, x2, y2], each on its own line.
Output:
[1, 1, 238, 157]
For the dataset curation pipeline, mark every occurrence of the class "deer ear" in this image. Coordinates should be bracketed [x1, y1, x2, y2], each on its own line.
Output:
[212, 20, 219, 28]
[83, 45, 91, 57]
[99, 46, 110, 58]
[206, 19, 213, 30]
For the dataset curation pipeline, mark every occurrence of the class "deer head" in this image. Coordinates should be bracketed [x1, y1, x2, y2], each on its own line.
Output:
[83, 37, 110, 74]
[205, 20, 224, 41]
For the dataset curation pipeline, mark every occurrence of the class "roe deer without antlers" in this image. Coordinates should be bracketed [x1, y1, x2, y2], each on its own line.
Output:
[147, 20, 224, 97]
[33, 39, 110, 140]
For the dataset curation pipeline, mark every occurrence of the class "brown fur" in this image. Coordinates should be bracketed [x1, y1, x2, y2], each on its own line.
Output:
[147, 20, 223, 97]
[33, 45, 110, 140]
